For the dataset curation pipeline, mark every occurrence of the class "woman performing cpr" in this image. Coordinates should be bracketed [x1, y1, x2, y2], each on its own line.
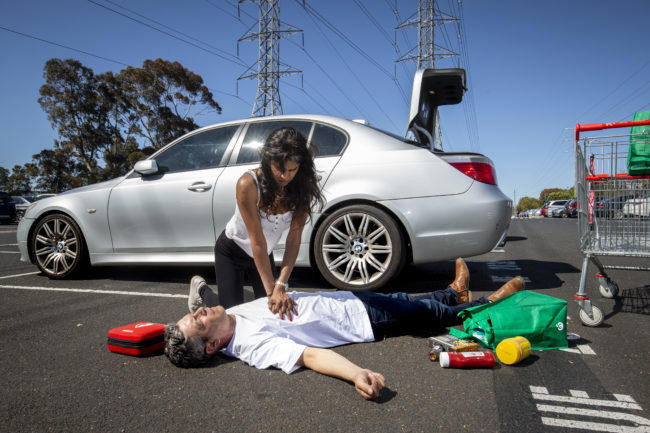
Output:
[189, 127, 324, 319]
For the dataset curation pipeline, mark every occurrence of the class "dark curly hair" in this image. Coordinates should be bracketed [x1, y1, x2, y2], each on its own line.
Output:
[258, 127, 325, 221]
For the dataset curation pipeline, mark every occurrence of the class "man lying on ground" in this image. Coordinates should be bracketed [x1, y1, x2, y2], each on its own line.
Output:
[164, 258, 525, 399]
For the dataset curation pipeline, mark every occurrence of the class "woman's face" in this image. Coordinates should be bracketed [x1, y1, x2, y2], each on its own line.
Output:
[270, 160, 300, 188]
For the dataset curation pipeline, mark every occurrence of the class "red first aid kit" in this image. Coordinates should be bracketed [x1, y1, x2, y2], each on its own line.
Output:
[107, 322, 166, 356]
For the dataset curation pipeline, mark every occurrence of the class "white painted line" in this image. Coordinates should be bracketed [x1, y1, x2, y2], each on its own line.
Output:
[0, 271, 40, 279]
[490, 276, 532, 283]
[559, 348, 582, 354]
[541, 417, 648, 432]
[579, 344, 597, 355]
[0, 230, 17, 233]
[570, 390, 590, 398]
[0, 284, 188, 299]
[531, 392, 643, 410]
[490, 248, 505, 253]
[0, 243, 17, 246]
[538, 403, 650, 425]
[530, 386, 549, 394]
[0, 251, 20, 254]
[615, 394, 638, 403]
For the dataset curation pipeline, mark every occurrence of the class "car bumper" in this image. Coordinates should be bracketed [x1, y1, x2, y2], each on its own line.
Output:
[379, 181, 512, 264]
[17, 217, 34, 263]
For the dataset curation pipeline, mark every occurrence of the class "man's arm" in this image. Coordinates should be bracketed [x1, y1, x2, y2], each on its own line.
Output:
[296, 347, 386, 400]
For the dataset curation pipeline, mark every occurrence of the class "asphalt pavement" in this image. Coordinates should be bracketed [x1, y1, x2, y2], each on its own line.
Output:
[0, 218, 648, 432]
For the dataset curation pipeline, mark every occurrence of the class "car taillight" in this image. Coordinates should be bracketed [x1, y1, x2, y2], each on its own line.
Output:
[449, 162, 497, 185]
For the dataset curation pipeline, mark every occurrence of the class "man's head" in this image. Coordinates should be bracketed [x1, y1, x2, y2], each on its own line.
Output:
[164, 306, 231, 368]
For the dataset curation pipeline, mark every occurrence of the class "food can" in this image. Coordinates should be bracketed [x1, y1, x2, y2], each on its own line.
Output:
[495, 336, 531, 365]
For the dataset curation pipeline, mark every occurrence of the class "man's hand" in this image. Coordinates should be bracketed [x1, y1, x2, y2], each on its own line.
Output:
[353, 369, 386, 400]
[268, 288, 298, 320]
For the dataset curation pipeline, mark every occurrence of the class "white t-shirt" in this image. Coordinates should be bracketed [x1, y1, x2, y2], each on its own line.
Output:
[222, 291, 375, 374]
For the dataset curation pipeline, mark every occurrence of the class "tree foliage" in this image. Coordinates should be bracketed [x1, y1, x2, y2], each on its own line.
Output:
[25, 57, 221, 193]
[517, 196, 542, 213]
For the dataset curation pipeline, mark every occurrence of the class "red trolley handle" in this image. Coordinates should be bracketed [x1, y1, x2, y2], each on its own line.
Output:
[575, 119, 650, 141]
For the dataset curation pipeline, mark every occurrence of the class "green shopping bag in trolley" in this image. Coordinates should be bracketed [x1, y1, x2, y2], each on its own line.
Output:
[450, 291, 568, 350]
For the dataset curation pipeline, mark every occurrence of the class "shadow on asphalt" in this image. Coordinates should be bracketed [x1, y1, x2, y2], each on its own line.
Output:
[605, 285, 650, 320]
[505, 236, 527, 242]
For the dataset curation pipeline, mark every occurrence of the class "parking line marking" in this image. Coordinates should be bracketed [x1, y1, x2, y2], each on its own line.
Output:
[0, 243, 17, 246]
[570, 390, 590, 398]
[530, 386, 549, 394]
[579, 344, 597, 355]
[531, 392, 642, 410]
[0, 230, 17, 234]
[0, 251, 20, 254]
[615, 395, 638, 403]
[541, 416, 648, 432]
[0, 271, 40, 279]
[0, 284, 188, 299]
[538, 404, 650, 426]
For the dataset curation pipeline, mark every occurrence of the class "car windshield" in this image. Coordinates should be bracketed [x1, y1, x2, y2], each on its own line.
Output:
[363, 125, 427, 149]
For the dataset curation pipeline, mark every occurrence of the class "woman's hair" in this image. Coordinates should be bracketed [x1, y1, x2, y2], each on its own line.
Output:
[258, 127, 325, 220]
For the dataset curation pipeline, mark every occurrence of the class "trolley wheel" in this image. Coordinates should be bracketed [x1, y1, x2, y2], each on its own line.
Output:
[579, 305, 604, 327]
[598, 279, 619, 299]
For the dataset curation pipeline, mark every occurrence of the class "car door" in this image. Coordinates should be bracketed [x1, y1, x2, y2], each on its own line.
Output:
[211, 119, 347, 253]
[108, 125, 240, 254]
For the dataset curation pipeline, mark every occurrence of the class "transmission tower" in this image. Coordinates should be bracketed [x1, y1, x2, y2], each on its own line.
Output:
[237, 0, 303, 117]
[396, 0, 458, 149]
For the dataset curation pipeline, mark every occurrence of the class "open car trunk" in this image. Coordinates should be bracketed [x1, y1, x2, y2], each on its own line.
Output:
[406, 68, 466, 151]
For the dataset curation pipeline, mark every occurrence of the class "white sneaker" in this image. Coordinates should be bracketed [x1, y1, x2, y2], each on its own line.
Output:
[188, 275, 207, 313]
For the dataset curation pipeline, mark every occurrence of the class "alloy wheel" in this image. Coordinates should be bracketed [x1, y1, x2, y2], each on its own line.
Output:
[33, 215, 82, 277]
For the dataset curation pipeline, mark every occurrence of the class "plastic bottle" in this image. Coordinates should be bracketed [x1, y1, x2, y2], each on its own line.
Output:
[496, 336, 531, 365]
[439, 351, 496, 368]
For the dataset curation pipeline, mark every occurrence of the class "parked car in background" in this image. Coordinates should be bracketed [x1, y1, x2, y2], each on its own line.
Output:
[0, 192, 17, 224]
[12, 196, 32, 221]
[595, 195, 635, 219]
[540, 202, 549, 217]
[622, 195, 650, 217]
[547, 200, 569, 217]
[562, 198, 578, 218]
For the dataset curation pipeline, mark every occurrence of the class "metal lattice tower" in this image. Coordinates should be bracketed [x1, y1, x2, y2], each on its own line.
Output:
[237, 0, 303, 117]
[396, 0, 459, 148]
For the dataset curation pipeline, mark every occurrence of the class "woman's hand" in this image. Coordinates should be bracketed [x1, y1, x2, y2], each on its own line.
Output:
[268, 286, 298, 320]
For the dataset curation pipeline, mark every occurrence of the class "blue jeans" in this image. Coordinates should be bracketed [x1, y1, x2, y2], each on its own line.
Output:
[353, 287, 487, 340]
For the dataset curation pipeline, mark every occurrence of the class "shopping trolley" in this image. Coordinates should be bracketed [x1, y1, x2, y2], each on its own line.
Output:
[574, 119, 650, 326]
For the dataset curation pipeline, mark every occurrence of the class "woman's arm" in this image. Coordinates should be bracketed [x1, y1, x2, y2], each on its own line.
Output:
[276, 209, 308, 287]
[236, 174, 276, 295]
[297, 347, 386, 400]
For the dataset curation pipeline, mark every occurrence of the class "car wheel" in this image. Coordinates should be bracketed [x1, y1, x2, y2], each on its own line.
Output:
[30, 213, 87, 279]
[561, 211, 568, 218]
[314, 205, 404, 290]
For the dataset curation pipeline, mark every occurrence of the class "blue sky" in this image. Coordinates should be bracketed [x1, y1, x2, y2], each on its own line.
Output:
[1, 0, 649, 202]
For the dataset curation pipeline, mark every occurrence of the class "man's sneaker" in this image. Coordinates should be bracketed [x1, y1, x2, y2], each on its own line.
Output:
[188, 275, 207, 313]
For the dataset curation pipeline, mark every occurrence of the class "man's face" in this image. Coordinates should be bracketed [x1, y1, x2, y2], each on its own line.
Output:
[270, 160, 299, 188]
[177, 306, 226, 341]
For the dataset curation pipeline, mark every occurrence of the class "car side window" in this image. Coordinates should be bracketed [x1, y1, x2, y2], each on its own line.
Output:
[155, 126, 237, 174]
[310, 123, 347, 157]
[236, 121, 313, 164]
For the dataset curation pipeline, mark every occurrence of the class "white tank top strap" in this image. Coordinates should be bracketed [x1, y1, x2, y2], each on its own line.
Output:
[245, 169, 261, 207]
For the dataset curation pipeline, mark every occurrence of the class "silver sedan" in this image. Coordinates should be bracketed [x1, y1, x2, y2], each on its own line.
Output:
[17, 70, 512, 290]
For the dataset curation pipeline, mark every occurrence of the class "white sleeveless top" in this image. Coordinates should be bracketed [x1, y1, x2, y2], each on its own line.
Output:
[225, 170, 293, 257]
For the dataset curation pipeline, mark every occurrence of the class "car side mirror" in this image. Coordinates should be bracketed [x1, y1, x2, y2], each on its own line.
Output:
[134, 159, 159, 176]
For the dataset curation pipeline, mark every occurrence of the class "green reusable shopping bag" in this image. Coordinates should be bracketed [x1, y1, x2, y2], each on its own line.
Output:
[449, 291, 568, 350]
[628, 110, 650, 176]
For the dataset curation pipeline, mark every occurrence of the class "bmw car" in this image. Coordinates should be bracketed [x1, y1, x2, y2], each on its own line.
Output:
[17, 69, 512, 290]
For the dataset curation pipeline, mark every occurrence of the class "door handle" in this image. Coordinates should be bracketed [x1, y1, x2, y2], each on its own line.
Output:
[188, 182, 212, 192]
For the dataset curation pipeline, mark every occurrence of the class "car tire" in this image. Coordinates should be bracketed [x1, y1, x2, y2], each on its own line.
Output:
[561, 211, 568, 218]
[30, 213, 88, 279]
[314, 204, 404, 291]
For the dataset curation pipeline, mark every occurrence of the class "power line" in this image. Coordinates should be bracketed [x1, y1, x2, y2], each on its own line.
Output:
[0, 25, 130, 66]
[101, 0, 243, 63]
[86, 0, 246, 67]
[203, 0, 243, 21]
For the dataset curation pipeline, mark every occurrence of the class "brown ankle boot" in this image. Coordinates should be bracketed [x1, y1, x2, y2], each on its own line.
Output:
[488, 276, 525, 302]
[450, 258, 472, 303]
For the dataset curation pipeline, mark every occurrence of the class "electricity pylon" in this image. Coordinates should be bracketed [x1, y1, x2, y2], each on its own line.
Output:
[237, 0, 303, 117]
[396, 0, 458, 149]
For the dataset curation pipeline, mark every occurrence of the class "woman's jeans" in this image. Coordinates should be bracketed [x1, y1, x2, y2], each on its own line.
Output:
[353, 288, 487, 340]
[214, 230, 276, 309]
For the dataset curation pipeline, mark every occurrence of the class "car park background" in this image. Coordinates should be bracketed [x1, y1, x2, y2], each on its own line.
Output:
[1, 218, 649, 432]
[2, 0, 650, 204]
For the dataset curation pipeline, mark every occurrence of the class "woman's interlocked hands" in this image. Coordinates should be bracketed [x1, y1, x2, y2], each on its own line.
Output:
[268, 286, 298, 320]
